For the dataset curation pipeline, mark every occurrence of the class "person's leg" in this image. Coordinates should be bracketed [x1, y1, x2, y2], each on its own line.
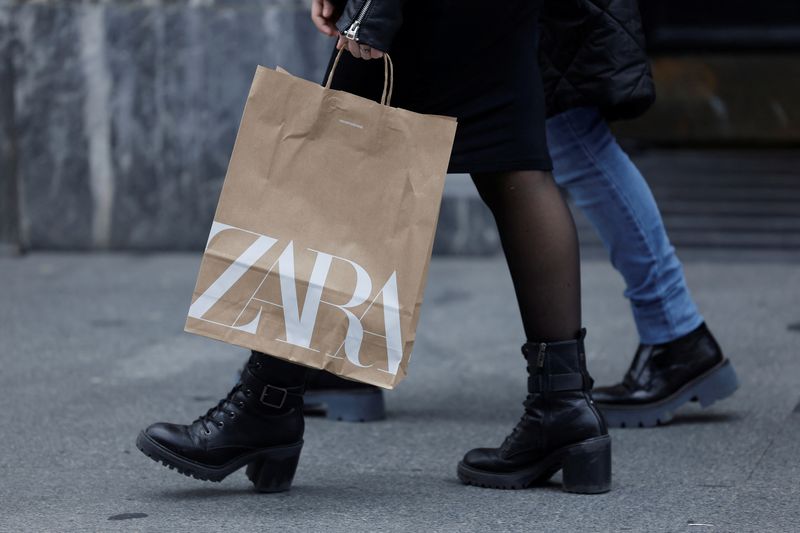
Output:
[546, 107, 701, 345]
[545, 107, 738, 427]
[458, 170, 610, 494]
[471, 170, 581, 341]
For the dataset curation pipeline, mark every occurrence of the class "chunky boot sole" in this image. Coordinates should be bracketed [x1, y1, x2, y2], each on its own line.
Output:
[304, 388, 386, 422]
[457, 435, 612, 494]
[597, 359, 739, 428]
[136, 431, 303, 492]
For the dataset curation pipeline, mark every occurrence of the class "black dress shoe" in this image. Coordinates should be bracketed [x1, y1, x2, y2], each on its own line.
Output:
[304, 370, 386, 422]
[137, 352, 307, 492]
[592, 323, 739, 428]
[458, 330, 611, 494]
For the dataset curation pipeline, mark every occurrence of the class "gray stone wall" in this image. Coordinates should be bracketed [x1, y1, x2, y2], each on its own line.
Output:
[0, 1, 19, 253]
[4, 0, 342, 250]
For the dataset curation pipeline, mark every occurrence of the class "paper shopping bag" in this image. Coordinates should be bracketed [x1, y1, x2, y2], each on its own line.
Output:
[185, 52, 457, 389]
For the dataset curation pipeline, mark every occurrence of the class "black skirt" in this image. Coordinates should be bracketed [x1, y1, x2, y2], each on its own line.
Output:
[325, 1, 552, 174]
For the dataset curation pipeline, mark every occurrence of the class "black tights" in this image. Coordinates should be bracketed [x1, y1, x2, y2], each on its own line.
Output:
[472, 171, 581, 342]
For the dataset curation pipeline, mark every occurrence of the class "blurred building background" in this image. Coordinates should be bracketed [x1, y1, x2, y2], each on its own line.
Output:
[1, 0, 799, 255]
[594, 0, 800, 251]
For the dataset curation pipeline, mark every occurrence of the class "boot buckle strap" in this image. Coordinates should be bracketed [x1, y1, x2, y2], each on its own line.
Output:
[260, 385, 288, 409]
[528, 372, 585, 393]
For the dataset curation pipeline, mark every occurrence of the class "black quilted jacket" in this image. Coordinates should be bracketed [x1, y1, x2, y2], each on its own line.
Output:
[539, 0, 655, 120]
[333, 0, 655, 121]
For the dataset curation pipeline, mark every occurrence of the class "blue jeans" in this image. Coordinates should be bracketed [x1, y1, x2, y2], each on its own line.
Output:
[546, 107, 704, 345]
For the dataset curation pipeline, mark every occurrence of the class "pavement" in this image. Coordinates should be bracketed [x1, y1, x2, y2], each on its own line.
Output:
[1, 252, 798, 532]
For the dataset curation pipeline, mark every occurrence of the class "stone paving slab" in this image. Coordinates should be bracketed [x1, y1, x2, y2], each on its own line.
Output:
[0, 253, 798, 532]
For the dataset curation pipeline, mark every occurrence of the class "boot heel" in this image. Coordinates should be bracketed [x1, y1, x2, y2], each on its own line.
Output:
[306, 390, 386, 422]
[561, 435, 611, 494]
[694, 360, 740, 408]
[245, 442, 303, 493]
[325, 391, 385, 422]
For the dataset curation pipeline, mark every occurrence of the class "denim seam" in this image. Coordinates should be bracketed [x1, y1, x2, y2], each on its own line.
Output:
[561, 110, 676, 339]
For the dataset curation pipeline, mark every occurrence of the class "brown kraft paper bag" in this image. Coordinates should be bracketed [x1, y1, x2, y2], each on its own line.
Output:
[185, 52, 457, 389]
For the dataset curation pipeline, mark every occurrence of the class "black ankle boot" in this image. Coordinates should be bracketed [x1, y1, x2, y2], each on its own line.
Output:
[592, 323, 739, 428]
[137, 352, 307, 492]
[458, 330, 611, 494]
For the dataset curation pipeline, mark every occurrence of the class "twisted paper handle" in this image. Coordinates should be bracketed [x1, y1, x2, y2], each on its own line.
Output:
[324, 47, 394, 107]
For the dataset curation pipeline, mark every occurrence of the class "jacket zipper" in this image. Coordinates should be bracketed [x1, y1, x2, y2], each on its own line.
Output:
[537, 343, 547, 368]
[344, 0, 372, 41]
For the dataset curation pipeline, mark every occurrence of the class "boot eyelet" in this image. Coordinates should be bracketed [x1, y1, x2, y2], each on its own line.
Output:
[228, 411, 236, 418]
[204, 428, 212, 435]
[217, 421, 224, 428]
[244, 389, 252, 397]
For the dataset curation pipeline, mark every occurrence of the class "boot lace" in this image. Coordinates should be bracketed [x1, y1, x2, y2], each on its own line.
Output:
[501, 396, 541, 450]
[195, 383, 249, 434]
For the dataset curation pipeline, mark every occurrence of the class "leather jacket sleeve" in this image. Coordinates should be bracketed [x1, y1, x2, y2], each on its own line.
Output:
[335, 0, 407, 52]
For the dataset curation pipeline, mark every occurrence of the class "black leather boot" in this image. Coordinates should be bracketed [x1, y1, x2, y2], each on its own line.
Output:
[592, 323, 739, 428]
[458, 330, 611, 494]
[304, 370, 386, 422]
[137, 352, 307, 492]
